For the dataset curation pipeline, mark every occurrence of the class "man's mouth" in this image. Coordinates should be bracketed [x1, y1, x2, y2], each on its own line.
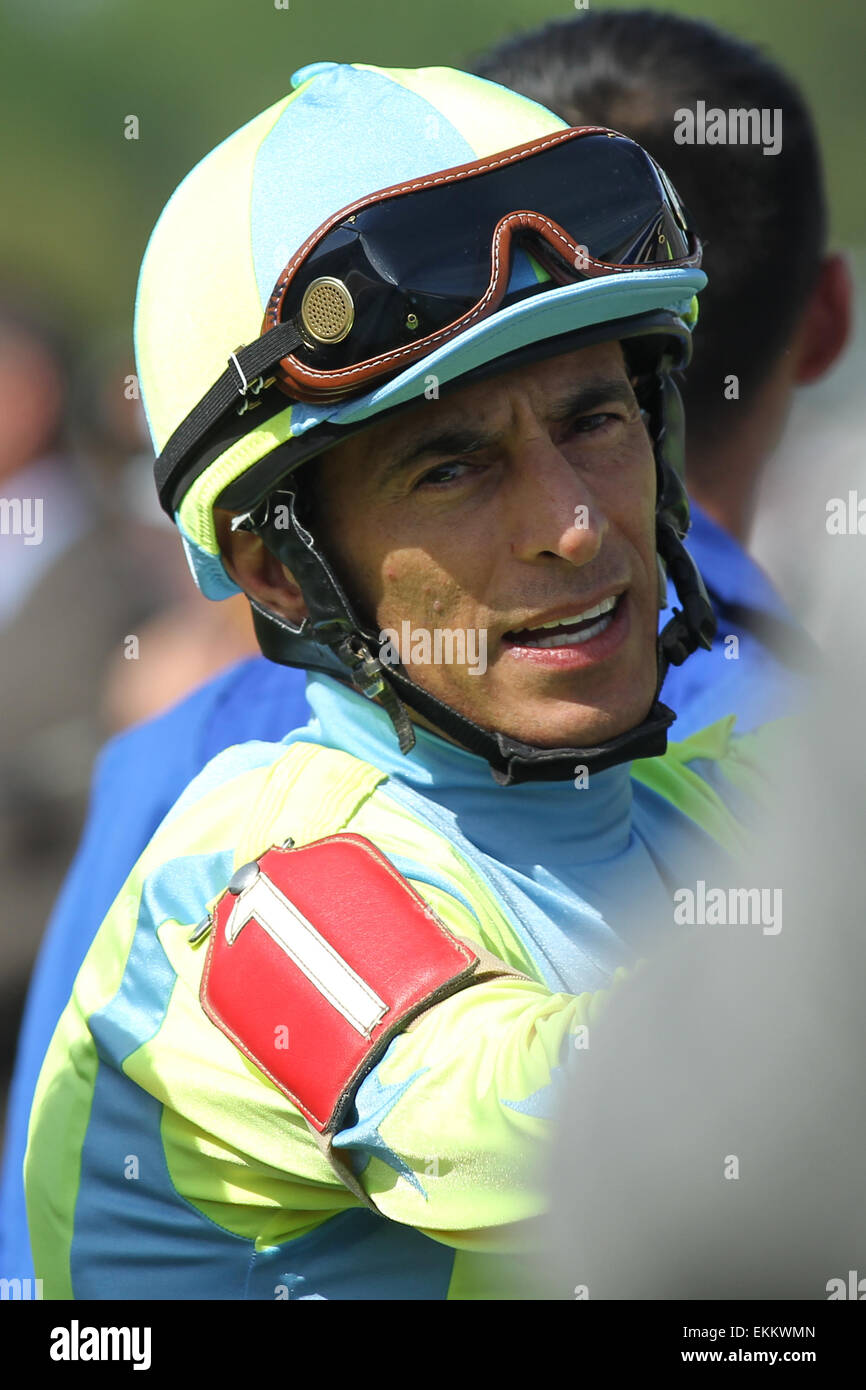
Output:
[503, 594, 622, 649]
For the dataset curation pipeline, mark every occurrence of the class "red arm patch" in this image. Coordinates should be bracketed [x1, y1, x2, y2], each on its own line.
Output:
[199, 834, 480, 1132]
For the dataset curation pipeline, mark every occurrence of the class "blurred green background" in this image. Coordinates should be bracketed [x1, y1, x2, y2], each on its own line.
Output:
[2, 0, 864, 342]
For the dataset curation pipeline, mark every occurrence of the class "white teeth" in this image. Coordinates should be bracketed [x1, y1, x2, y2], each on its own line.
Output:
[527, 613, 614, 648]
[534, 595, 618, 631]
[511, 595, 621, 648]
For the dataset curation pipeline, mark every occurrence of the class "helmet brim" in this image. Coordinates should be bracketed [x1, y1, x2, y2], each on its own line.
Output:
[216, 267, 702, 515]
[178, 268, 704, 599]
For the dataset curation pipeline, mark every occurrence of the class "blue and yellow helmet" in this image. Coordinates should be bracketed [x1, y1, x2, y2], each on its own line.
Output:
[135, 60, 704, 603]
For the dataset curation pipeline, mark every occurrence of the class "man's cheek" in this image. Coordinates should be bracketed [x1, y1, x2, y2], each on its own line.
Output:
[375, 568, 428, 631]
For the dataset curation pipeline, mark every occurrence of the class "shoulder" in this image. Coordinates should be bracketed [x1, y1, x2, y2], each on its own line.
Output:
[666, 714, 792, 790]
[211, 739, 528, 967]
[64, 738, 529, 1122]
[632, 714, 794, 848]
[105, 736, 533, 995]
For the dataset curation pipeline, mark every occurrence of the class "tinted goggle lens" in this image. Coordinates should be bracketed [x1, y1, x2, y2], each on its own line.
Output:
[274, 132, 696, 371]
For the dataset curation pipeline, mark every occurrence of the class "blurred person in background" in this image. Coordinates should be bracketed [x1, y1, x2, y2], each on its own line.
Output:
[0, 12, 851, 1283]
[0, 298, 87, 626]
[71, 337, 261, 731]
[538, 558, 866, 1301]
[0, 294, 187, 1118]
[0, 330, 310, 1275]
[476, 7, 853, 737]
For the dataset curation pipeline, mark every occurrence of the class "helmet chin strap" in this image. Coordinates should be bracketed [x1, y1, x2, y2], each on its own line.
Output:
[241, 363, 716, 786]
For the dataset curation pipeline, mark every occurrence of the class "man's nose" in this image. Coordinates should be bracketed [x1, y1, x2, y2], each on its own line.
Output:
[504, 431, 607, 566]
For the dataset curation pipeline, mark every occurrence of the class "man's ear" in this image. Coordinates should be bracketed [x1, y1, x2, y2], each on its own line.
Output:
[214, 508, 309, 626]
[792, 253, 854, 386]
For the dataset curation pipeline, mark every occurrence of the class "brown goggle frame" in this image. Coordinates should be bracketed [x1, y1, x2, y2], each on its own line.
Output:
[262, 126, 701, 404]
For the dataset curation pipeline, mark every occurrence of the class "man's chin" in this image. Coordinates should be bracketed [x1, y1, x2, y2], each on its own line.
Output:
[471, 677, 656, 745]
[502, 719, 647, 751]
[404, 692, 658, 755]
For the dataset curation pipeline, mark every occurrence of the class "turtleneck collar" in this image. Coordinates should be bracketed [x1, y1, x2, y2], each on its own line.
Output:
[299, 673, 635, 866]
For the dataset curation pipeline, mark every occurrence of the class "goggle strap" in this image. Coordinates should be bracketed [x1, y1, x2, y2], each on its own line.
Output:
[154, 319, 305, 502]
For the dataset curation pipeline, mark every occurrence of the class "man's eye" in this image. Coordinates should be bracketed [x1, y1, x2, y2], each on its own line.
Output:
[566, 412, 617, 435]
[415, 460, 474, 489]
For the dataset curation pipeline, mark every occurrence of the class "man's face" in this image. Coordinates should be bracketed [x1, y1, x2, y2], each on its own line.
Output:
[307, 341, 660, 749]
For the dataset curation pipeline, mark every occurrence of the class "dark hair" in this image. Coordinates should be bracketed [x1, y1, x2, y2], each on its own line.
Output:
[474, 10, 828, 454]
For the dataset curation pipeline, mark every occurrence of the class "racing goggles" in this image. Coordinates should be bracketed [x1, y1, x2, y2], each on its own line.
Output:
[263, 124, 701, 403]
[155, 126, 700, 504]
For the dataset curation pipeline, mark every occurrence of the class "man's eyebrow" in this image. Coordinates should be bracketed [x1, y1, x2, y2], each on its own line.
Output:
[546, 378, 638, 422]
[377, 376, 638, 484]
[378, 426, 496, 485]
